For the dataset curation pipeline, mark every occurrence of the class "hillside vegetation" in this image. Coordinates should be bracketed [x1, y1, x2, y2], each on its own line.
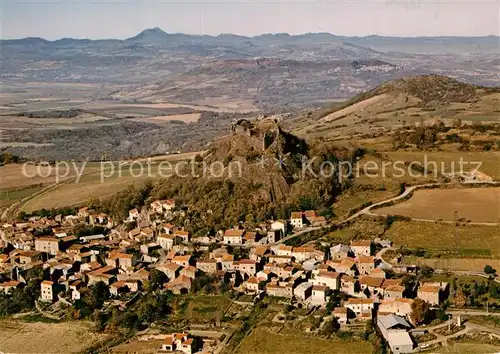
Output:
[291, 75, 500, 141]
[95, 119, 363, 233]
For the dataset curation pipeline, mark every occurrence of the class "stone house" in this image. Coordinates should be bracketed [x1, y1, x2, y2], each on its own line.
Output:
[357, 256, 375, 275]
[290, 212, 304, 229]
[294, 282, 313, 301]
[345, 298, 374, 319]
[196, 259, 219, 274]
[223, 229, 245, 245]
[35, 237, 59, 255]
[350, 240, 372, 256]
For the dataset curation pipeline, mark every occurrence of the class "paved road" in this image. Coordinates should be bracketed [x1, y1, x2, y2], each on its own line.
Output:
[448, 310, 500, 317]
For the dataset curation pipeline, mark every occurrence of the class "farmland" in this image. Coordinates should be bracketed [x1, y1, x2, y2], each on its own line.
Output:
[18, 157, 191, 213]
[375, 187, 500, 223]
[235, 327, 373, 354]
[0, 319, 109, 353]
[0, 152, 198, 217]
[175, 295, 233, 324]
[385, 151, 500, 180]
[385, 220, 500, 258]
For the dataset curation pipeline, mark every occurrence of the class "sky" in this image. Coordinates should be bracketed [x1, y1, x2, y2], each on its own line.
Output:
[1, 0, 499, 39]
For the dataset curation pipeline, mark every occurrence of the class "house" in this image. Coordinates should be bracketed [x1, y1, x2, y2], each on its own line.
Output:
[35, 237, 59, 255]
[313, 271, 340, 290]
[345, 298, 374, 319]
[128, 208, 140, 222]
[377, 314, 414, 354]
[386, 332, 414, 354]
[357, 256, 375, 275]
[221, 254, 235, 271]
[370, 268, 387, 279]
[275, 245, 293, 257]
[302, 259, 319, 272]
[268, 255, 294, 264]
[40, 280, 55, 302]
[291, 246, 318, 262]
[69, 279, 83, 300]
[303, 210, 317, 222]
[162, 199, 176, 211]
[294, 282, 313, 301]
[0, 280, 21, 295]
[418, 281, 449, 306]
[250, 246, 270, 262]
[333, 307, 349, 325]
[156, 262, 182, 280]
[150, 200, 163, 214]
[266, 282, 293, 298]
[157, 234, 179, 250]
[270, 220, 286, 236]
[87, 266, 116, 285]
[350, 240, 372, 256]
[139, 228, 155, 241]
[106, 252, 137, 269]
[267, 230, 281, 244]
[379, 298, 414, 317]
[244, 276, 264, 293]
[290, 212, 304, 229]
[359, 276, 384, 296]
[165, 275, 192, 295]
[160, 333, 193, 354]
[384, 284, 406, 299]
[330, 244, 351, 261]
[78, 207, 90, 219]
[110, 280, 129, 297]
[124, 279, 140, 292]
[174, 230, 190, 243]
[234, 259, 257, 277]
[223, 229, 245, 245]
[331, 257, 357, 276]
[172, 255, 192, 268]
[340, 275, 358, 296]
[311, 285, 329, 305]
[17, 250, 43, 264]
[308, 216, 327, 227]
[243, 231, 260, 245]
[196, 259, 219, 274]
[180, 265, 197, 279]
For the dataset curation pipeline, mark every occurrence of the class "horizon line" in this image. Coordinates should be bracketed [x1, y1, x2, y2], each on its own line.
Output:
[2, 27, 499, 42]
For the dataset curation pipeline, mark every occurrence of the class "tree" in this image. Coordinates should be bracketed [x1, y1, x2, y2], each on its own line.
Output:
[194, 154, 203, 163]
[147, 269, 168, 292]
[484, 265, 496, 275]
[453, 287, 467, 308]
[321, 317, 340, 336]
[410, 298, 432, 325]
[420, 266, 434, 279]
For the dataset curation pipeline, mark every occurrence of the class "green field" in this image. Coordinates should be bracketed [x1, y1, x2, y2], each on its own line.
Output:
[385, 221, 500, 257]
[235, 328, 373, 354]
[175, 295, 232, 323]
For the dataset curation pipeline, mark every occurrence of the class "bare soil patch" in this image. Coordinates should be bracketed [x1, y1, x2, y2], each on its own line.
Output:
[131, 113, 201, 125]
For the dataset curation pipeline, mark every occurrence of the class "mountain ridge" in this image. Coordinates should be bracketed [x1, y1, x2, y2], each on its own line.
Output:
[2, 27, 499, 43]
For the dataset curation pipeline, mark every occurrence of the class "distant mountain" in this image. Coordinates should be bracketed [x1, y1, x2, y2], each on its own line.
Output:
[1, 28, 499, 105]
[126, 27, 172, 44]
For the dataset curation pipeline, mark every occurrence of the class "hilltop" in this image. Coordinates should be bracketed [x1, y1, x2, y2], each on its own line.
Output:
[97, 118, 361, 231]
[291, 75, 500, 141]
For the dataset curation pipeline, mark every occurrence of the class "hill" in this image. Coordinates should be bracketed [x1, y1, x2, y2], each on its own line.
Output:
[96, 118, 361, 232]
[291, 75, 500, 141]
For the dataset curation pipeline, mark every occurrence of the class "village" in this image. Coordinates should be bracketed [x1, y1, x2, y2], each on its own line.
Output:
[0, 198, 496, 354]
